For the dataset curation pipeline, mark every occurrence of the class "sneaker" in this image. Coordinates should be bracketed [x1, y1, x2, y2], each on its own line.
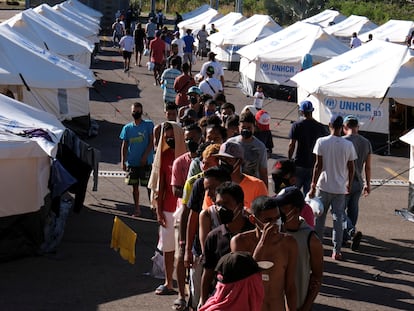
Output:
[351, 231, 362, 251]
[331, 252, 343, 260]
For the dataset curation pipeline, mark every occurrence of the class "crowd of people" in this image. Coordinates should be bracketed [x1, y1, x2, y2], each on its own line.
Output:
[116, 13, 372, 311]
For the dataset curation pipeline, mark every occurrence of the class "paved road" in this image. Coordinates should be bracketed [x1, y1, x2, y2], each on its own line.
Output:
[1, 41, 414, 311]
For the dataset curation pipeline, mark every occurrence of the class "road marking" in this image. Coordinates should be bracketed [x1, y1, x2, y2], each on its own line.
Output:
[97, 170, 408, 186]
[384, 167, 409, 183]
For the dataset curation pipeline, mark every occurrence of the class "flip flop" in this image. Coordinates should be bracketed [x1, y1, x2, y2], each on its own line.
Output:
[173, 298, 187, 311]
[154, 284, 177, 296]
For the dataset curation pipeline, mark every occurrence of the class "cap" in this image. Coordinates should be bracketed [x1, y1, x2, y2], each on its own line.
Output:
[180, 108, 197, 120]
[207, 65, 215, 75]
[299, 100, 314, 112]
[208, 51, 217, 58]
[271, 159, 295, 177]
[214, 141, 244, 160]
[156, 30, 162, 37]
[330, 115, 344, 129]
[255, 110, 271, 131]
[173, 31, 179, 36]
[187, 86, 202, 95]
[275, 186, 305, 209]
[343, 114, 358, 125]
[215, 252, 261, 284]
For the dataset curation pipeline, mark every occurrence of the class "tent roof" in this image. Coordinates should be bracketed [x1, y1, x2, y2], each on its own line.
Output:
[33, 4, 97, 43]
[207, 12, 245, 33]
[237, 22, 349, 63]
[0, 24, 95, 88]
[54, 3, 100, 34]
[60, 0, 101, 24]
[387, 50, 414, 103]
[3, 9, 94, 56]
[178, 8, 221, 32]
[208, 14, 281, 46]
[325, 15, 377, 38]
[67, 0, 102, 20]
[359, 19, 414, 43]
[302, 9, 346, 28]
[0, 93, 65, 158]
[182, 4, 211, 20]
[291, 40, 411, 99]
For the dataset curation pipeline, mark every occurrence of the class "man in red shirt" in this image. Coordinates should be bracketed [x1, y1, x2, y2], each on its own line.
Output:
[174, 63, 196, 107]
[149, 30, 166, 85]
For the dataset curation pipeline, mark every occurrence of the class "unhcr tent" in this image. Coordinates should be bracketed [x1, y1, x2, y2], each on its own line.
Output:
[237, 22, 349, 95]
[178, 8, 221, 35]
[302, 9, 346, 28]
[325, 15, 378, 45]
[3, 9, 94, 67]
[291, 40, 414, 135]
[33, 4, 99, 44]
[182, 4, 211, 21]
[59, 0, 102, 24]
[206, 12, 245, 33]
[399, 130, 414, 214]
[53, 3, 101, 35]
[0, 24, 95, 121]
[208, 14, 282, 70]
[359, 19, 414, 44]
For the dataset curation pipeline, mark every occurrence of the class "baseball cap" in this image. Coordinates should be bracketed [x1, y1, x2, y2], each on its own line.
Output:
[207, 65, 215, 75]
[299, 100, 314, 112]
[156, 30, 162, 37]
[330, 115, 344, 129]
[255, 110, 271, 131]
[215, 252, 262, 284]
[180, 108, 197, 120]
[275, 186, 305, 210]
[214, 141, 244, 160]
[271, 159, 295, 177]
[208, 51, 217, 58]
[187, 86, 202, 95]
[343, 114, 358, 125]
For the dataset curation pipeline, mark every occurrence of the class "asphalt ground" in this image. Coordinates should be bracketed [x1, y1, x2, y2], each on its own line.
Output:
[1, 30, 414, 310]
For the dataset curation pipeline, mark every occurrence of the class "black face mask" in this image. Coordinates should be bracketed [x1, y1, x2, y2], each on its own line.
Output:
[166, 138, 175, 149]
[189, 96, 198, 105]
[240, 129, 253, 139]
[132, 112, 142, 119]
[185, 139, 199, 153]
[218, 206, 234, 225]
[218, 161, 234, 175]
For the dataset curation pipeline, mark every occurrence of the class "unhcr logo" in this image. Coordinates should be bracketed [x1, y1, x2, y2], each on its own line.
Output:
[325, 98, 337, 109]
[261, 63, 270, 71]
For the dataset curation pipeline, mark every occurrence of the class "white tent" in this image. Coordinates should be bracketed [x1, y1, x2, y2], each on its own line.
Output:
[208, 14, 282, 70]
[237, 22, 349, 93]
[325, 15, 378, 45]
[64, 0, 102, 22]
[182, 4, 211, 20]
[359, 19, 414, 44]
[206, 12, 245, 33]
[0, 24, 95, 121]
[3, 9, 94, 67]
[291, 40, 414, 134]
[33, 4, 99, 44]
[178, 8, 221, 35]
[0, 93, 65, 217]
[53, 3, 101, 35]
[302, 9, 346, 28]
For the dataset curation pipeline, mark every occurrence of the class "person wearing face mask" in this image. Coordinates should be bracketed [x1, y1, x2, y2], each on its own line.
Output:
[178, 86, 204, 121]
[231, 195, 298, 311]
[120, 102, 154, 217]
[148, 121, 186, 296]
[200, 182, 255, 306]
[226, 111, 269, 188]
[275, 186, 323, 311]
[201, 141, 268, 212]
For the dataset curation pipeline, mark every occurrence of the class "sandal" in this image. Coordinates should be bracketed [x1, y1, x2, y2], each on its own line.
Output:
[154, 284, 177, 296]
[173, 298, 187, 311]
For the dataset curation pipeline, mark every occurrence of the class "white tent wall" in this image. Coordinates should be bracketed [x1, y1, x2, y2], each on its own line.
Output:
[22, 87, 90, 121]
[359, 19, 414, 44]
[398, 130, 414, 212]
[4, 10, 94, 67]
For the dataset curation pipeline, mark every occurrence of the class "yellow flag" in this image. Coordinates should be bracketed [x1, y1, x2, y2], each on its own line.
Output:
[110, 216, 137, 264]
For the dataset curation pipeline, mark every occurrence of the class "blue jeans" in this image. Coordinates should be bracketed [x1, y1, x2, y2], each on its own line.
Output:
[344, 182, 363, 241]
[295, 166, 313, 195]
[315, 189, 346, 254]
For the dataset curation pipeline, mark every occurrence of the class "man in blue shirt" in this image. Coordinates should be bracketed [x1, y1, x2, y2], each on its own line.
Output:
[183, 29, 195, 73]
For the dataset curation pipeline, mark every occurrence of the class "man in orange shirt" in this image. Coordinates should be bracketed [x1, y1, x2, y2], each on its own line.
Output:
[149, 30, 166, 85]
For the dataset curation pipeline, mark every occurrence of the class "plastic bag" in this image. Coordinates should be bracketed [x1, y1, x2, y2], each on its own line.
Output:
[147, 61, 154, 71]
[143, 48, 150, 56]
[151, 250, 165, 279]
[191, 54, 197, 65]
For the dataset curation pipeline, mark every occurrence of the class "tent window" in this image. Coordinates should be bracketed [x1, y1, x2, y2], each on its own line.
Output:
[58, 89, 68, 115]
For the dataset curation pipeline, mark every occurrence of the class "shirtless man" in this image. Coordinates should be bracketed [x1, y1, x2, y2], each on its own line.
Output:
[231, 196, 298, 311]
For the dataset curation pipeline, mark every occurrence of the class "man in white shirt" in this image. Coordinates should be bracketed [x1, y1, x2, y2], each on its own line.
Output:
[119, 29, 134, 72]
[172, 31, 185, 59]
[199, 52, 225, 87]
[199, 66, 223, 96]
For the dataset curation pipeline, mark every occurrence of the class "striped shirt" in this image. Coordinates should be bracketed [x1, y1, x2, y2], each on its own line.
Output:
[161, 68, 181, 103]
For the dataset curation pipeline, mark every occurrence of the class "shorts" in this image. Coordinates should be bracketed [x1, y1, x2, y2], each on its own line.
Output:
[157, 212, 175, 252]
[154, 62, 163, 73]
[125, 166, 151, 186]
[135, 44, 144, 53]
[122, 50, 132, 60]
[183, 52, 192, 64]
